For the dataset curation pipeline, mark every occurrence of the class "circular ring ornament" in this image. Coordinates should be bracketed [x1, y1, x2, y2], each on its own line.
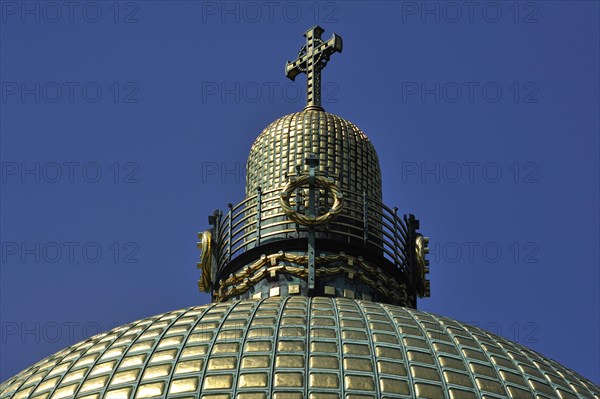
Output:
[415, 234, 429, 296]
[197, 230, 212, 292]
[279, 175, 343, 226]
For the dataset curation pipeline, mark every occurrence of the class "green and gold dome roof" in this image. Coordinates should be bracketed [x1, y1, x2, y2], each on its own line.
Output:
[2, 298, 599, 399]
[2, 26, 598, 399]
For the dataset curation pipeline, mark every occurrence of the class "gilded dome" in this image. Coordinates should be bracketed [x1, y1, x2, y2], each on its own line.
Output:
[5, 26, 595, 399]
[2, 297, 598, 399]
[246, 109, 382, 202]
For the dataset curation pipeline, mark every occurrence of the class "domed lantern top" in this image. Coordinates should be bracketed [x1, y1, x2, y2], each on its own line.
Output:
[196, 26, 430, 309]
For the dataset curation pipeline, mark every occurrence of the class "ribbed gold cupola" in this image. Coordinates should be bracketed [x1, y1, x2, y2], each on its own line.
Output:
[246, 109, 382, 202]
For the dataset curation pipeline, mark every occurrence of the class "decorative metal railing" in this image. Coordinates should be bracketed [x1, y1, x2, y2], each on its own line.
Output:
[211, 186, 411, 278]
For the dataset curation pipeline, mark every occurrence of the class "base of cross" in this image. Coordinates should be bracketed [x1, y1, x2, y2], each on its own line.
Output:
[304, 104, 325, 111]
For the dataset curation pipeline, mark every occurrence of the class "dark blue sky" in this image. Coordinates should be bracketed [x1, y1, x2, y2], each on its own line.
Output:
[1, 0, 598, 385]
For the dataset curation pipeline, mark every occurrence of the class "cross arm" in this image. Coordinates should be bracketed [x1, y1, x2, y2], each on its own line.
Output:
[325, 33, 343, 55]
[285, 58, 304, 81]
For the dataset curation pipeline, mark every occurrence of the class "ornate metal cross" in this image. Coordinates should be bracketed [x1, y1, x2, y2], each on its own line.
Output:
[286, 25, 343, 110]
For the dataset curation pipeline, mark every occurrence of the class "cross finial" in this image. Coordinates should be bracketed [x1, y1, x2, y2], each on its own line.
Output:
[285, 26, 343, 111]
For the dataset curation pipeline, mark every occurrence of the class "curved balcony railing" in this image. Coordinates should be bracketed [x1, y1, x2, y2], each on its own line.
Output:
[212, 186, 412, 279]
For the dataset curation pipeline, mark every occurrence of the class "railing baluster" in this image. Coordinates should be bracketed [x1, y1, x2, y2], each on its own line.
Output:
[393, 207, 399, 270]
[227, 203, 233, 263]
[295, 184, 301, 235]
